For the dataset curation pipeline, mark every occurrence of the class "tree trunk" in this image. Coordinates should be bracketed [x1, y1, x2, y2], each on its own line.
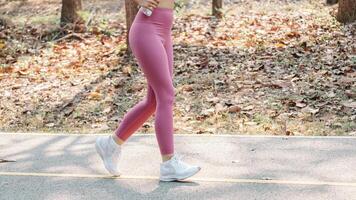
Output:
[212, 0, 223, 18]
[337, 0, 356, 23]
[60, 0, 84, 26]
[125, 0, 139, 54]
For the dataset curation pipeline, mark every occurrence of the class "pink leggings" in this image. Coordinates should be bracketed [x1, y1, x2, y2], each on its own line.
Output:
[114, 8, 175, 155]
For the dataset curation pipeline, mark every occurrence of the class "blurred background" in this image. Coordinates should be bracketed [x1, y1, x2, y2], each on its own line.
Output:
[0, 0, 355, 136]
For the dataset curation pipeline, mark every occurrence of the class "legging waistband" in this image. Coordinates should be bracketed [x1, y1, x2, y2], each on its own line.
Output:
[134, 7, 174, 29]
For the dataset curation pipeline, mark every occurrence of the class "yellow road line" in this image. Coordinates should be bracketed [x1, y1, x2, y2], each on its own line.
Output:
[0, 132, 355, 139]
[1, 171, 356, 187]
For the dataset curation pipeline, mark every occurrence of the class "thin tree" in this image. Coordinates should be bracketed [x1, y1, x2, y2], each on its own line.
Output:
[212, 0, 223, 18]
[60, 0, 84, 26]
[337, 0, 356, 23]
[125, 0, 139, 54]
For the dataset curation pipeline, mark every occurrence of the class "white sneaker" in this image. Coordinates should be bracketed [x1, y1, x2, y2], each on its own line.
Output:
[159, 154, 201, 182]
[95, 135, 122, 176]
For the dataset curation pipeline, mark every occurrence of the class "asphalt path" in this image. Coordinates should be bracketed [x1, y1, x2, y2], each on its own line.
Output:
[1, 132, 355, 200]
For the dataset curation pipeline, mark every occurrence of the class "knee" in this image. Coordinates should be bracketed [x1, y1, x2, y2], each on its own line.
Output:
[145, 95, 157, 109]
[159, 88, 175, 106]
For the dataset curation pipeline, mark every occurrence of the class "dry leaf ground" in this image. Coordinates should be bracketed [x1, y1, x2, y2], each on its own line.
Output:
[0, 0, 355, 136]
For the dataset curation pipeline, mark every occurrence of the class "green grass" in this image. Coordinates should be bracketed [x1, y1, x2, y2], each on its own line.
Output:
[16, 14, 60, 26]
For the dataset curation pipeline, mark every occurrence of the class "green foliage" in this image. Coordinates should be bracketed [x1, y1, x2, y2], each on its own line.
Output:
[253, 114, 273, 125]
[96, 18, 113, 36]
[174, 0, 185, 12]
[77, 10, 91, 22]
[351, 56, 356, 65]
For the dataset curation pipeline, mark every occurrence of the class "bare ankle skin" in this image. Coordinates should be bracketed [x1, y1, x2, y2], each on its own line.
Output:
[112, 134, 125, 145]
[112, 134, 173, 162]
[162, 154, 174, 162]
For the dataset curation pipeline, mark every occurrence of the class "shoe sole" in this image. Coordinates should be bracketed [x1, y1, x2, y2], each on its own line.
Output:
[95, 138, 121, 176]
[159, 167, 202, 182]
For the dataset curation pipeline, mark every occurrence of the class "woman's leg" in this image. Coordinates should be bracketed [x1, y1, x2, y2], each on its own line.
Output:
[160, 33, 174, 161]
[112, 34, 174, 146]
[112, 84, 156, 143]
[113, 22, 175, 156]
[131, 23, 175, 156]
[164, 33, 174, 80]
[114, 37, 174, 145]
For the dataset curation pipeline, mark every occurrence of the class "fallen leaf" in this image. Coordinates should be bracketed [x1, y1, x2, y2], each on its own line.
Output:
[122, 65, 132, 75]
[215, 103, 225, 112]
[242, 105, 254, 111]
[181, 84, 194, 92]
[345, 90, 356, 98]
[342, 101, 356, 108]
[206, 96, 220, 103]
[88, 92, 102, 100]
[301, 106, 319, 115]
[296, 101, 307, 108]
[228, 105, 241, 113]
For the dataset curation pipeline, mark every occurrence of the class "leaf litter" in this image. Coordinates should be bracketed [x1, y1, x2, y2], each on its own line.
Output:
[0, 0, 354, 136]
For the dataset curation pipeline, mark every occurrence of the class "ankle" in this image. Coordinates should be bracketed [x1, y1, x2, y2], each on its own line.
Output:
[111, 134, 124, 146]
[162, 154, 174, 162]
